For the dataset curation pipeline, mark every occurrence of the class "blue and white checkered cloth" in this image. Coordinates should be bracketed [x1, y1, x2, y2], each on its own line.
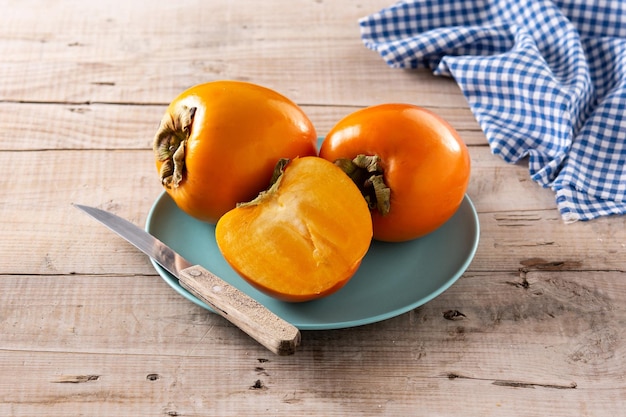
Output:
[360, 0, 626, 222]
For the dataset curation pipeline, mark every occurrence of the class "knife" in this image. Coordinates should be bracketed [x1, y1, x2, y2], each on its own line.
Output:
[74, 204, 301, 355]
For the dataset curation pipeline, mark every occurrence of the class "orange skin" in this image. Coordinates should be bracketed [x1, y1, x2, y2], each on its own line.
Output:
[154, 81, 317, 224]
[320, 103, 471, 242]
[215, 157, 373, 302]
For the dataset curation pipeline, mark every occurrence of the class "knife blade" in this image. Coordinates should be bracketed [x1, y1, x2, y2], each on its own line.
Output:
[74, 204, 300, 355]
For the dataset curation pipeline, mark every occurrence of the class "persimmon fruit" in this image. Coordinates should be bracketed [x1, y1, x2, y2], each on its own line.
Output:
[320, 103, 471, 242]
[215, 156, 373, 302]
[153, 80, 317, 224]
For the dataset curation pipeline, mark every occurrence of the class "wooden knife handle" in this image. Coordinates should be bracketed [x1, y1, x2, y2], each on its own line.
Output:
[178, 265, 301, 355]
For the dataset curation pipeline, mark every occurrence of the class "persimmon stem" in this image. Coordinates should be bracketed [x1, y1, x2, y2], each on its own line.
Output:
[334, 155, 391, 216]
[153, 105, 197, 188]
[237, 158, 291, 208]
[269, 158, 290, 187]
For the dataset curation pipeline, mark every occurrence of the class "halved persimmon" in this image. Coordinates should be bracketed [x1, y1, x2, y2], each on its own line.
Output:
[215, 156, 373, 302]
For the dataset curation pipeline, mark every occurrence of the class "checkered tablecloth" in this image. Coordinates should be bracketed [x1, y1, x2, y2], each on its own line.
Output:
[360, 0, 626, 222]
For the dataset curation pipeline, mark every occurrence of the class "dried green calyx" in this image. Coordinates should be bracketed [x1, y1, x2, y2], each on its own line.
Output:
[334, 154, 391, 216]
[236, 158, 291, 208]
[153, 105, 197, 188]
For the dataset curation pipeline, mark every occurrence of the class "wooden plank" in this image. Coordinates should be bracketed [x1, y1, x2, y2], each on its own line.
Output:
[0, 0, 468, 107]
[1, 148, 624, 275]
[0, 347, 602, 417]
[1, 271, 624, 416]
[0, 102, 485, 151]
[476, 211, 626, 272]
[4, 271, 625, 372]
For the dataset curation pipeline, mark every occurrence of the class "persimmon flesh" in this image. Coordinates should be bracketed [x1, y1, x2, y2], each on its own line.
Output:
[215, 157, 373, 302]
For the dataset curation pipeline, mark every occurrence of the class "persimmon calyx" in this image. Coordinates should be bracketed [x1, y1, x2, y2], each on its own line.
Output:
[334, 155, 391, 216]
[153, 105, 197, 188]
[236, 158, 291, 208]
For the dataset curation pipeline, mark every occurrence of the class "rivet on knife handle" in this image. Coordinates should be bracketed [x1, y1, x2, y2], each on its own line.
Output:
[179, 265, 301, 355]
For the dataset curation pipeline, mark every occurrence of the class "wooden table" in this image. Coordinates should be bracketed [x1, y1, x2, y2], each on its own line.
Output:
[2, 1, 625, 415]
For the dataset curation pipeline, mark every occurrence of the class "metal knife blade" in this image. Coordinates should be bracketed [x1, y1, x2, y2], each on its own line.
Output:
[74, 204, 300, 355]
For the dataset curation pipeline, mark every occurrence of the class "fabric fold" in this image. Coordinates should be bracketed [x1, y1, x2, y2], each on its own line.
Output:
[360, 0, 626, 221]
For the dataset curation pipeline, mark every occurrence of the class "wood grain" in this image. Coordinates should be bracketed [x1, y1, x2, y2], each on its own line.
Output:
[2, 147, 623, 275]
[0, 0, 467, 106]
[0, 102, 485, 151]
[1, 272, 624, 416]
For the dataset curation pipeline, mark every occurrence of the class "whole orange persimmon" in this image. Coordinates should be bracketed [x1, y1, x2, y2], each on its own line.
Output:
[153, 81, 317, 223]
[320, 103, 470, 242]
[215, 157, 373, 302]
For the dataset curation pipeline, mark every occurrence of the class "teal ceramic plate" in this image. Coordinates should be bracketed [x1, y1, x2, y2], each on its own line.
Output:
[146, 191, 480, 330]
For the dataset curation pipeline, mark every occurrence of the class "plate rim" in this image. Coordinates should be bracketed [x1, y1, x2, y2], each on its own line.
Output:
[146, 191, 480, 330]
